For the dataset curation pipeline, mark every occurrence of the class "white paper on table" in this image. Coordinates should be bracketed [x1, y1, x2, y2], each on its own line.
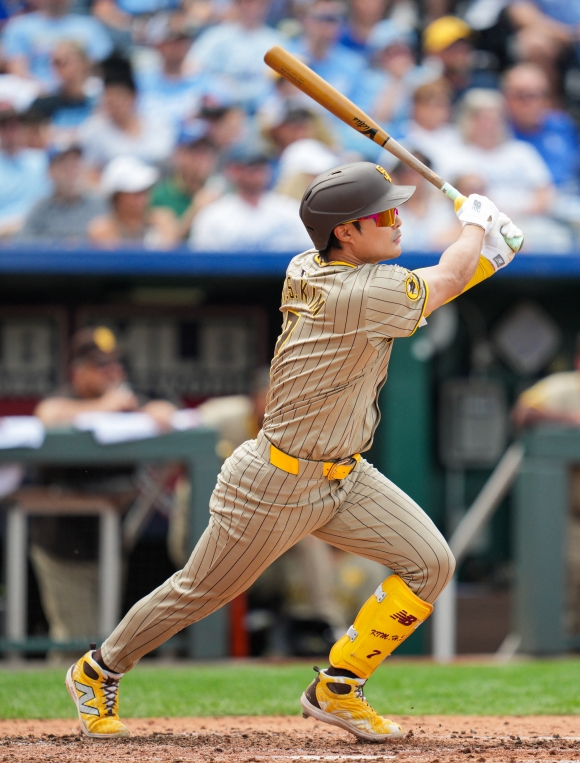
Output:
[171, 408, 203, 431]
[74, 411, 161, 444]
[0, 416, 45, 449]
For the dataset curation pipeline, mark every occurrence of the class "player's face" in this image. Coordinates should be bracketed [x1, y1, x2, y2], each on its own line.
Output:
[332, 212, 403, 265]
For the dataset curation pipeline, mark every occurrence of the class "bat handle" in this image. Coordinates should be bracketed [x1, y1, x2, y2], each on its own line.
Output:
[440, 182, 524, 254]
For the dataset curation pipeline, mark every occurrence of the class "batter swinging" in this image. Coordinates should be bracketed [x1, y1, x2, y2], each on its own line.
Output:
[66, 162, 522, 742]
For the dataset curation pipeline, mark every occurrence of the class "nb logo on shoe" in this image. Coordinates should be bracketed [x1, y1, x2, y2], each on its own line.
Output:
[390, 610, 418, 627]
[74, 681, 100, 716]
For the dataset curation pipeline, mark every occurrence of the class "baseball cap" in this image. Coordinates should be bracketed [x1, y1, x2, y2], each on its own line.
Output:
[278, 139, 340, 179]
[47, 140, 82, 163]
[145, 13, 193, 45]
[225, 141, 271, 166]
[368, 20, 415, 52]
[176, 120, 211, 148]
[71, 326, 119, 365]
[422, 16, 471, 55]
[100, 156, 159, 196]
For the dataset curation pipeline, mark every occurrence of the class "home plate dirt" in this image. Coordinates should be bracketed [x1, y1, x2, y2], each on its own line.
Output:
[1, 716, 579, 762]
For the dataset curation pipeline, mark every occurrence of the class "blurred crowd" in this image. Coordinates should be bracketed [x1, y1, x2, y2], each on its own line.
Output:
[0, 0, 578, 251]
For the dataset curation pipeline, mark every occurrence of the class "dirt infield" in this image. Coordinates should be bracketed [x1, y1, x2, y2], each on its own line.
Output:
[1, 716, 579, 762]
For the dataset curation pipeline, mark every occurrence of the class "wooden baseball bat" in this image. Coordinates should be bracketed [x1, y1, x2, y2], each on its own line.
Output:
[264, 45, 523, 252]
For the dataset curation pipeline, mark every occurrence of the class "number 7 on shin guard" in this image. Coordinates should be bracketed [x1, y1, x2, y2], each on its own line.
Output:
[330, 575, 433, 679]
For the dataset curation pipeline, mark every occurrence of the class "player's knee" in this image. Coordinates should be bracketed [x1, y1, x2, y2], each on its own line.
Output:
[424, 543, 455, 603]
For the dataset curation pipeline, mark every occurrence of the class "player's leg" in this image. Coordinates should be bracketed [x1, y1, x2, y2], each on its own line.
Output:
[66, 438, 342, 737]
[301, 458, 454, 742]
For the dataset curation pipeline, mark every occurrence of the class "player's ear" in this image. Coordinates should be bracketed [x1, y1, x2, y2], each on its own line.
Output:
[333, 224, 352, 244]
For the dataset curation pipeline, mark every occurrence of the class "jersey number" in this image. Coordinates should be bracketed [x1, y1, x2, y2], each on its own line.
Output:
[274, 310, 300, 356]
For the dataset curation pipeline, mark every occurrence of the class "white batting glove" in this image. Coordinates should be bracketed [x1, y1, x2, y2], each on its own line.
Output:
[481, 212, 523, 272]
[456, 194, 499, 235]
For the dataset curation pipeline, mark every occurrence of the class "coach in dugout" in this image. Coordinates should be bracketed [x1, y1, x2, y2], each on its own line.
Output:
[29, 327, 176, 652]
[513, 339, 580, 635]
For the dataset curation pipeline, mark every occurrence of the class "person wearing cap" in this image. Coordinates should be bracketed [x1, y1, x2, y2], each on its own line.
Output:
[1, 0, 112, 89]
[79, 56, 173, 174]
[137, 13, 216, 129]
[422, 15, 498, 102]
[0, 105, 50, 237]
[355, 20, 434, 138]
[88, 155, 179, 247]
[28, 41, 98, 138]
[189, 141, 311, 251]
[66, 162, 522, 741]
[151, 132, 220, 239]
[274, 138, 341, 200]
[20, 142, 106, 242]
[287, 0, 366, 104]
[186, 0, 283, 112]
[31, 327, 177, 652]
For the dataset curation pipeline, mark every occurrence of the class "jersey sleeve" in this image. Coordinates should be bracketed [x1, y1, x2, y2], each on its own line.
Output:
[365, 264, 427, 339]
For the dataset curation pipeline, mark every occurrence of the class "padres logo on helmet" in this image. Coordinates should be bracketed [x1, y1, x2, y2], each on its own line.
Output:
[405, 273, 420, 300]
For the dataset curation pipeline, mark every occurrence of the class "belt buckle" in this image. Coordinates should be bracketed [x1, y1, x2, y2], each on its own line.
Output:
[326, 457, 356, 481]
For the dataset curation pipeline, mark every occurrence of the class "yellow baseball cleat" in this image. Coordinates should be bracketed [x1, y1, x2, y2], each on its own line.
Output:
[65, 650, 129, 738]
[301, 667, 404, 742]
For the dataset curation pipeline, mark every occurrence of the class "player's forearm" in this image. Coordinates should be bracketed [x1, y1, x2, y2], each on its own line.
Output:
[414, 225, 484, 313]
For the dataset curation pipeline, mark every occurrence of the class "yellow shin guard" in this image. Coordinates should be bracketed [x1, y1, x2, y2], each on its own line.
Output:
[330, 575, 433, 679]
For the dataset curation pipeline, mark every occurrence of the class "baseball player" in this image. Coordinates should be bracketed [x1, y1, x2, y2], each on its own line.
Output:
[65, 162, 522, 742]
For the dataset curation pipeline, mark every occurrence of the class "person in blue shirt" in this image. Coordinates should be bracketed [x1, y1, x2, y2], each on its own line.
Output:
[2, 0, 113, 89]
[28, 40, 98, 136]
[503, 63, 579, 190]
[338, 0, 387, 58]
[186, 0, 283, 114]
[137, 13, 229, 131]
[287, 0, 367, 155]
[0, 106, 50, 236]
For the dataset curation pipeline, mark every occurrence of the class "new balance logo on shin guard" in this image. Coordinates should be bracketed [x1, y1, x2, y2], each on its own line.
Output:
[390, 610, 418, 627]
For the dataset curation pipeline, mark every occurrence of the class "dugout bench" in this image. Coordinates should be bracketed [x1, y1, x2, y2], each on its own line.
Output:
[0, 426, 223, 659]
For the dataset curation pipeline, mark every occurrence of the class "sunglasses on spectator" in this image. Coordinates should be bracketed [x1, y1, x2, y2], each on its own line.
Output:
[308, 13, 343, 22]
[509, 90, 548, 101]
[344, 209, 399, 227]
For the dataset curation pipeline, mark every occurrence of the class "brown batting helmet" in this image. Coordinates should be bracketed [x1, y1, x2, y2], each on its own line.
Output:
[299, 162, 415, 250]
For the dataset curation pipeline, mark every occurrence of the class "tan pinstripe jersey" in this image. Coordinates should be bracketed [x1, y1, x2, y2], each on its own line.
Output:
[263, 248, 427, 461]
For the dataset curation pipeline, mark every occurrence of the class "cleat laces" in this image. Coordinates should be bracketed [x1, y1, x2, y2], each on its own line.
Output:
[103, 678, 120, 716]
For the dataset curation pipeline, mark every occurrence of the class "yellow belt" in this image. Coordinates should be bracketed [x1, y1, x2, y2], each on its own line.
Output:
[269, 443, 361, 480]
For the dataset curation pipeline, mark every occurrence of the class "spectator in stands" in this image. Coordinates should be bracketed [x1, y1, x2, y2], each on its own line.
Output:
[508, 1, 580, 87]
[31, 326, 177, 650]
[339, 0, 387, 57]
[189, 142, 311, 252]
[186, 0, 283, 112]
[137, 14, 211, 129]
[79, 57, 173, 174]
[261, 104, 327, 171]
[151, 131, 220, 239]
[390, 152, 457, 251]
[28, 42, 99, 139]
[20, 142, 106, 242]
[357, 21, 431, 137]
[502, 63, 579, 191]
[2, 0, 113, 89]
[190, 94, 249, 163]
[88, 155, 179, 247]
[445, 88, 571, 250]
[0, 106, 50, 237]
[289, 0, 365, 101]
[421, 15, 497, 103]
[393, 78, 460, 176]
[274, 137, 340, 200]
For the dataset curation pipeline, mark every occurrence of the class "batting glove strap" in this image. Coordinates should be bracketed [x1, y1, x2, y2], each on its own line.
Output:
[456, 193, 499, 235]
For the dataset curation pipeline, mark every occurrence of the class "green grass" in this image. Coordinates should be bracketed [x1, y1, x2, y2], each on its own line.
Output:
[1, 660, 579, 719]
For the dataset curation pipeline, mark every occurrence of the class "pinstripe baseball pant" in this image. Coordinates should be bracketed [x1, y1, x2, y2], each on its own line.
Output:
[101, 432, 455, 673]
